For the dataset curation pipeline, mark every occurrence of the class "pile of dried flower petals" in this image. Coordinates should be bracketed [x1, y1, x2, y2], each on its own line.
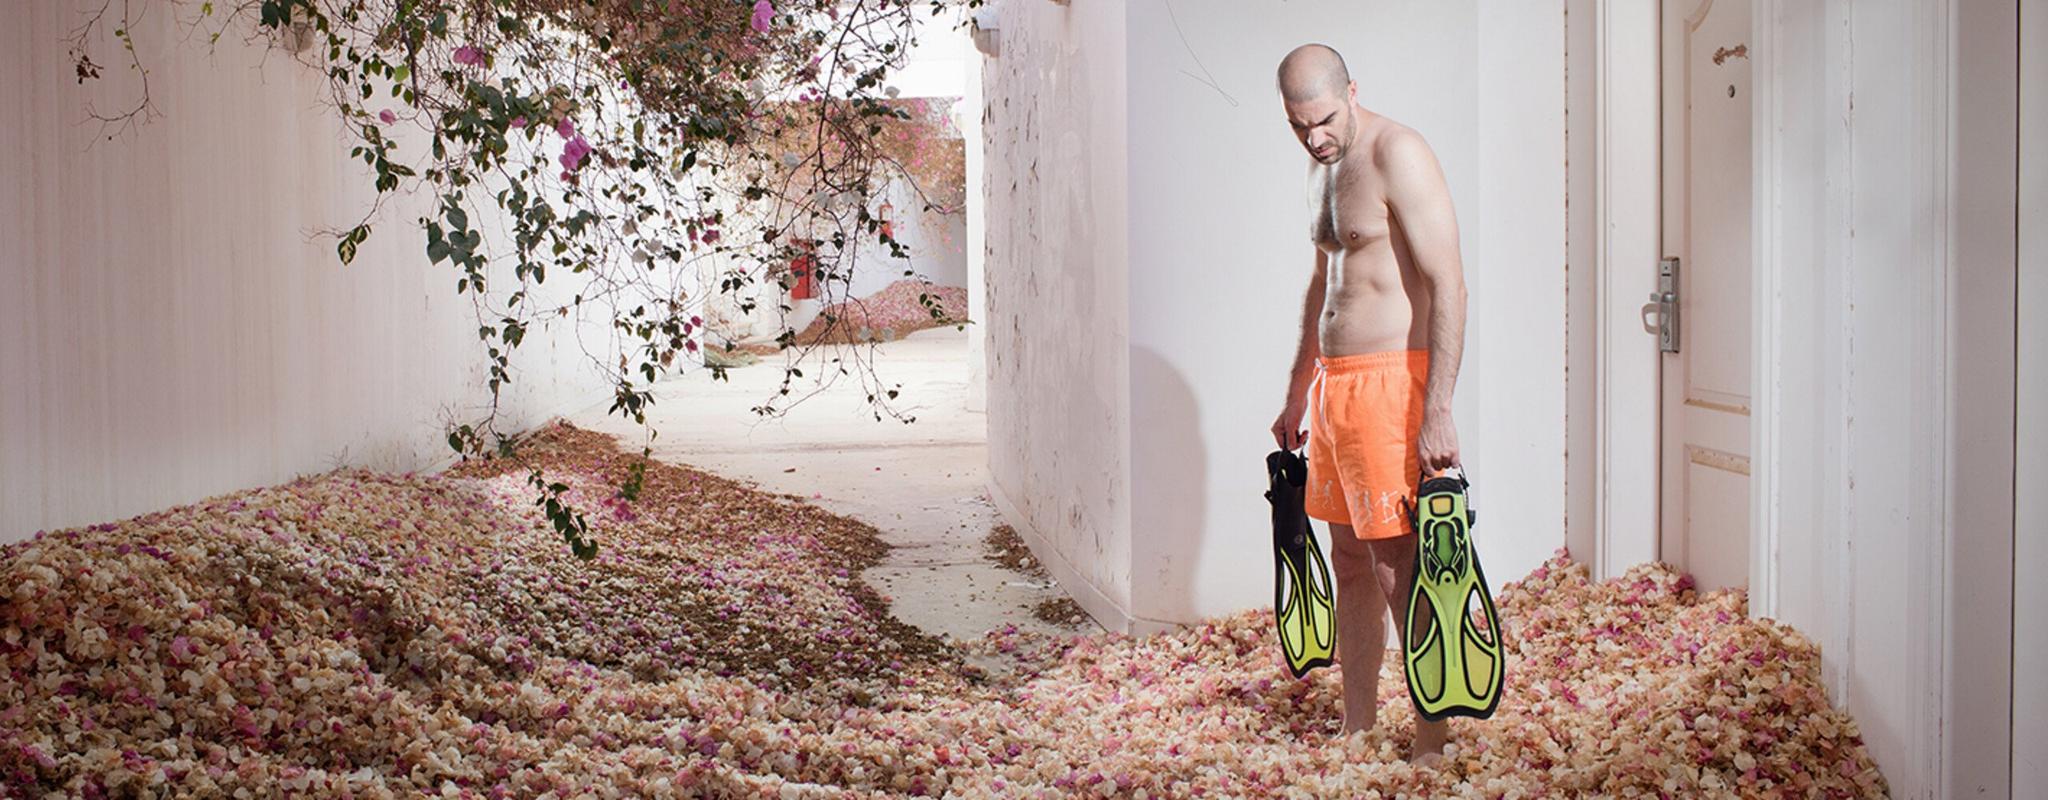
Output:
[2, 422, 1888, 798]
[795, 279, 969, 346]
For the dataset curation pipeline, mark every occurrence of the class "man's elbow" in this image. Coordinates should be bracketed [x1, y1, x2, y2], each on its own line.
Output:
[1428, 271, 1468, 309]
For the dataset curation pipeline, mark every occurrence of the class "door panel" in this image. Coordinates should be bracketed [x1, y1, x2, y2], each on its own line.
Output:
[1660, 0, 1752, 593]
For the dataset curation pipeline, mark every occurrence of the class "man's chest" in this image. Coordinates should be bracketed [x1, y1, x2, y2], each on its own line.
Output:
[1307, 166, 1393, 252]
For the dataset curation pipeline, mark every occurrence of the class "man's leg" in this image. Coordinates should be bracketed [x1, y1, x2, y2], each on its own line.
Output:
[1328, 523, 1387, 734]
[1367, 534, 1450, 761]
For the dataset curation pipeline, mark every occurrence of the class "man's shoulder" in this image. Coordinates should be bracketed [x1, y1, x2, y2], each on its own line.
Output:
[1368, 122, 1433, 168]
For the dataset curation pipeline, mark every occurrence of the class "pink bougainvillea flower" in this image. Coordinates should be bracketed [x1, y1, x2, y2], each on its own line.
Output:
[510, 116, 528, 129]
[556, 116, 577, 140]
[452, 45, 484, 66]
[751, 0, 774, 33]
[378, 109, 397, 125]
[701, 229, 721, 244]
[559, 135, 592, 173]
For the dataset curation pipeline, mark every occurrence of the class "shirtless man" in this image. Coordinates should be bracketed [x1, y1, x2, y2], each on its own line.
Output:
[1269, 43, 1466, 763]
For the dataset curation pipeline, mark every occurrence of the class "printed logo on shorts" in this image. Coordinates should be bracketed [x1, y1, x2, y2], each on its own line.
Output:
[1372, 490, 1405, 525]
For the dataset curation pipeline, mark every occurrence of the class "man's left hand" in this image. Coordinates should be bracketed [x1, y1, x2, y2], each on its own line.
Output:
[1417, 414, 1460, 473]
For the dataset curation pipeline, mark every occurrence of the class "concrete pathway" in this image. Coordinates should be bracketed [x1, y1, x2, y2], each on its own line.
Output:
[564, 327, 1093, 663]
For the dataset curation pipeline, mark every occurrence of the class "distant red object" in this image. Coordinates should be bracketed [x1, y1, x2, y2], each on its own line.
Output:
[790, 254, 818, 300]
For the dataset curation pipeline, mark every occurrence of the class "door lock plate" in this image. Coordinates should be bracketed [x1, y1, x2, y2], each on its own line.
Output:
[1651, 257, 1680, 353]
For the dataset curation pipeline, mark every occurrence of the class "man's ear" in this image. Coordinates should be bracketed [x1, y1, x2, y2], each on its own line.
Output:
[1347, 81, 1357, 103]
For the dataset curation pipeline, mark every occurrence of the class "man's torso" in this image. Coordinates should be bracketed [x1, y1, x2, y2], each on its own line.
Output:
[1308, 113, 1433, 358]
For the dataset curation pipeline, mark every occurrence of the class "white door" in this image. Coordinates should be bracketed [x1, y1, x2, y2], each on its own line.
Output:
[1657, 0, 1752, 592]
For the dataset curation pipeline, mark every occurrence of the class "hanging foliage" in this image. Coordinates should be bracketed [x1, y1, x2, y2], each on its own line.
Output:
[69, 0, 982, 557]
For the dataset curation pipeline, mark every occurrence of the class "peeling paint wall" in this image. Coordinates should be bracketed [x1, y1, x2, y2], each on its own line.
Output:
[981, 1, 1133, 620]
[0, 4, 614, 542]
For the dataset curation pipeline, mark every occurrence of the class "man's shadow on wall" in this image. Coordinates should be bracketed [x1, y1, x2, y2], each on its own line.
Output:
[1129, 345, 1207, 631]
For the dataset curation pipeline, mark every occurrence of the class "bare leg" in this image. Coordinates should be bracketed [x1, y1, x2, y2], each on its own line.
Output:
[1327, 523, 1387, 735]
[1367, 535, 1451, 764]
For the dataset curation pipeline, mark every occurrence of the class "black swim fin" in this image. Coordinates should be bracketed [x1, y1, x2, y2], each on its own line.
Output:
[1267, 449, 1337, 678]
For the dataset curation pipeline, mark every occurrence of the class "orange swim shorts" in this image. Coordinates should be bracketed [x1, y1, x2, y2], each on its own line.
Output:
[1303, 349, 1428, 539]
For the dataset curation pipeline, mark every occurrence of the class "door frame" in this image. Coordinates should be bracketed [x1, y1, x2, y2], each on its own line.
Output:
[1742, 0, 1783, 618]
[1587, 0, 1663, 582]
[1586, 0, 1780, 601]
[1589, 0, 1781, 610]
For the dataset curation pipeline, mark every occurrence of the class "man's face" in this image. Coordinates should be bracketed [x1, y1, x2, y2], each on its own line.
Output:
[1284, 87, 1352, 165]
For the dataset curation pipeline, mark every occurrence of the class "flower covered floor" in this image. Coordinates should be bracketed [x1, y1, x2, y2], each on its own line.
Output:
[2, 424, 1888, 798]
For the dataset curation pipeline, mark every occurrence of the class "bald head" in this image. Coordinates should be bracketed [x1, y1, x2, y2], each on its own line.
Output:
[1276, 44, 1351, 103]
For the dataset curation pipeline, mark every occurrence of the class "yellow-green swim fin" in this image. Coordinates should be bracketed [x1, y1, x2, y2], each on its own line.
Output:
[1403, 469, 1505, 720]
[1267, 449, 1336, 679]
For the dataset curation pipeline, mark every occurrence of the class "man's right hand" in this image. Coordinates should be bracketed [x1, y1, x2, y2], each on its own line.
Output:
[1272, 401, 1309, 451]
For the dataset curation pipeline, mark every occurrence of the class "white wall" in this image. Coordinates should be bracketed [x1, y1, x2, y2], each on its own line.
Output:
[846, 175, 969, 299]
[1122, 0, 1566, 630]
[0, 3, 612, 542]
[862, 11, 975, 299]
[1945, 0, 2018, 794]
[1563, 0, 1600, 575]
[2014, 0, 2045, 788]
[981, 0, 1134, 625]
[964, 41, 988, 413]
[1761, 1, 2020, 795]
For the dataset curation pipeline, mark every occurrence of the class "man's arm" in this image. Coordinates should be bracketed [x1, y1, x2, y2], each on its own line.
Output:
[1287, 251, 1328, 404]
[1382, 131, 1467, 470]
[1274, 250, 1328, 450]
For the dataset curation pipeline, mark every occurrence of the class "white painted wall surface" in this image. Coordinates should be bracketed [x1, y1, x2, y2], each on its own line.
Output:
[963, 43, 988, 414]
[0, 4, 614, 543]
[1122, 0, 1565, 629]
[981, 0, 1134, 626]
[881, 7, 975, 101]
[1944, 0, 2018, 794]
[1590, 0, 1663, 582]
[1840, 4, 1956, 793]
[846, 175, 969, 299]
[1759, 1, 2021, 794]
[858, 13, 976, 298]
[1755, 0, 1856, 706]
[1564, 0, 1600, 579]
[2015, 0, 2046, 788]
